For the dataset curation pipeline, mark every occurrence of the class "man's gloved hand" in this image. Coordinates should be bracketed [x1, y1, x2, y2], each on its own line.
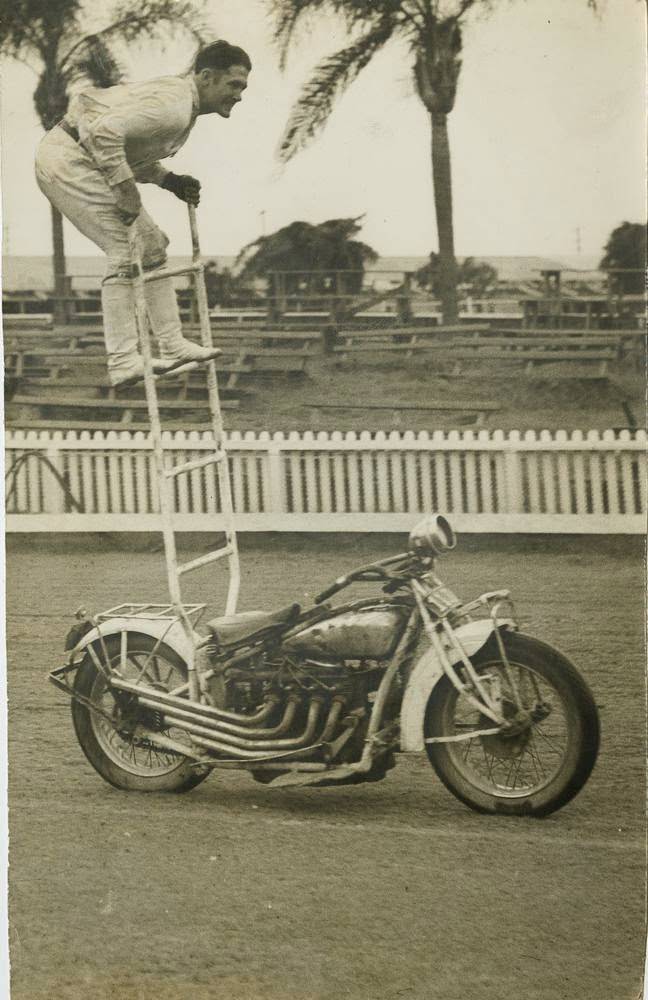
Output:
[113, 179, 142, 225]
[161, 172, 201, 206]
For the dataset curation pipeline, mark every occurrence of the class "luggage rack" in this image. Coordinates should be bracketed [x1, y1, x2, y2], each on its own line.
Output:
[97, 602, 206, 622]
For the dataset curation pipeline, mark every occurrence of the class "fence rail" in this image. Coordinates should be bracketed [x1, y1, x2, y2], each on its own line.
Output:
[5, 429, 646, 533]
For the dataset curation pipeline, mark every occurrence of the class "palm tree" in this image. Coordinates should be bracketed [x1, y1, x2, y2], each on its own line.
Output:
[236, 216, 378, 319]
[416, 252, 497, 299]
[269, 0, 599, 324]
[1, 0, 207, 321]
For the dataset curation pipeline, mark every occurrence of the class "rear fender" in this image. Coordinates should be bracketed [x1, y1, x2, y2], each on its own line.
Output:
[400, 620, 512, 752]
[70, 617, 196, 670]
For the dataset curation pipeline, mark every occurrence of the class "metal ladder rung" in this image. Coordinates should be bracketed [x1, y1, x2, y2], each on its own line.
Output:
[144, 262, 203, 283]
[178, 544, 235, 576]
[164, 452, 225, 478]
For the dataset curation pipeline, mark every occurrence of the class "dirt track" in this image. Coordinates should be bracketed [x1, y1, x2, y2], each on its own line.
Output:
[6, 533, 646, 1000]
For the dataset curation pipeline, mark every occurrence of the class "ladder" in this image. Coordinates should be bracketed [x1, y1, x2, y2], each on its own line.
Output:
[128, 205, 240, 698]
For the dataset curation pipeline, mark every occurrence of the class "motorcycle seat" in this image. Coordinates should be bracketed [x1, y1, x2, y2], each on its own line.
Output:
[206, 604, 302, 645]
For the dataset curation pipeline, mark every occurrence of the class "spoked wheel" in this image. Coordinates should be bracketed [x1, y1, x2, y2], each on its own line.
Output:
[424, 631, 599, 817]
[72, 633, 210, 793]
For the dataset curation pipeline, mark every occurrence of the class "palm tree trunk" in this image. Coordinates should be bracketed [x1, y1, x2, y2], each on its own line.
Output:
[430, 111, 458, 324]
[51, 203, 68, 324]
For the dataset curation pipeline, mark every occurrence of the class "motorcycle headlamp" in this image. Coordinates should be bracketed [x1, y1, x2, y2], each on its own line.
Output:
[408, 515, 456, 558]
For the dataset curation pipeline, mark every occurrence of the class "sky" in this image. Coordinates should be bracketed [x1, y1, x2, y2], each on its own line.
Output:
[0, 0, 645, 262]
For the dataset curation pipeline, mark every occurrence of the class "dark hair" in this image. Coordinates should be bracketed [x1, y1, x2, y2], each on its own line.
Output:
[195, 41, 251, 74]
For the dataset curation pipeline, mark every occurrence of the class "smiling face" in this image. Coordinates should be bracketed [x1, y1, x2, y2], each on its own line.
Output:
[196, 65, 250, 117]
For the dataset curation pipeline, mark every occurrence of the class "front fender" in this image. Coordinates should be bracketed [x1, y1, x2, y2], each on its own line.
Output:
[71, 617, 197, 669]
[400, 619, 512, 752]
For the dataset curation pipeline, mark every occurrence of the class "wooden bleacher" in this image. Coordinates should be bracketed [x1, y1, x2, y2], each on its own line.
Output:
[2, 317, 326, 430]
[305, 399, 502, 427]
[3, 322, 320, 380]
[331, 323, 645, 379]
[333, 324, 491, 360]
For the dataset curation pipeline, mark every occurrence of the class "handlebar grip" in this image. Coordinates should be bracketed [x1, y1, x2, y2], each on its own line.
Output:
[314, 576, 348, 604]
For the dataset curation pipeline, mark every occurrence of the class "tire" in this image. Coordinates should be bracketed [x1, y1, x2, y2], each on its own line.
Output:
[424, 631, 599, 817]
[71, 633, 210, 793]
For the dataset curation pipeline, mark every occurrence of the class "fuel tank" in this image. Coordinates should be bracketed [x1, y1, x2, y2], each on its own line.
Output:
[282, 601, 410, 661]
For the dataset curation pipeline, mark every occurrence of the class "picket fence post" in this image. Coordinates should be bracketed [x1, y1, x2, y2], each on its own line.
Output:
[42, 434, 66, 515]
[266, 434, 285, 515]
[501, 430, 523, 514]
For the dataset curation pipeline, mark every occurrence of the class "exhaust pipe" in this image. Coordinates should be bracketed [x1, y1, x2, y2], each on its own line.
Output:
[161, 695, 326, 752]
[189, 738, 323, 762]
[111, 676, 279, 727]
[318, 696, 346, 743]
[139, 692, 300, 739]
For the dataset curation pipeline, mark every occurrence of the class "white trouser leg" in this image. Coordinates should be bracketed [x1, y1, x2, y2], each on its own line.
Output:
[100, 279, 144, 383]
[144, 273, 221, 365]
[34, 127, 182, 381]
[143, 276, 183, 349]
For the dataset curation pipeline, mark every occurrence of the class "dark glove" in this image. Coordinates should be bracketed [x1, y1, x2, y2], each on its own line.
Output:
[161, 172, 201, 206]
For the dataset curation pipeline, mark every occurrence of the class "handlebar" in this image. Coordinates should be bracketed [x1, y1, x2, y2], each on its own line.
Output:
[313, 552, 412, 604]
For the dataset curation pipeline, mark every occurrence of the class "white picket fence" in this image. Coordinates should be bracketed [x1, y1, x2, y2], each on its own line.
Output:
[4, 428, 647, 533]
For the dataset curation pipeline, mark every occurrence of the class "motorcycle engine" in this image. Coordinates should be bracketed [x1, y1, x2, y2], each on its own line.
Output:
[201, 646, 401, 784]
[208, 651, 380, 715]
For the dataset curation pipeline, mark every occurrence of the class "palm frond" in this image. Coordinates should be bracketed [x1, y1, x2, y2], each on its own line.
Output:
[271, 0, 331, 70]
[271, 0, 406, 69]
[107, 0, 210, 45]
[59, 0, 209, 73]
[277, 19, 395, 162]
[64, 34, 124, 89]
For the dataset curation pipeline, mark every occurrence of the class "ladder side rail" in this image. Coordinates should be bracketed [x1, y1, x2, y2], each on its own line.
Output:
[129, 227, 199, 698]
[188, 205, 241, 615]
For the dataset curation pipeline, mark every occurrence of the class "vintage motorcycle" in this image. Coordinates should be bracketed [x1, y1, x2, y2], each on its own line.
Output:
[49, 515, 600, 817]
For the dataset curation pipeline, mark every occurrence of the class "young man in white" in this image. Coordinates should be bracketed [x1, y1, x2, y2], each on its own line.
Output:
[35, 41, 251, 386]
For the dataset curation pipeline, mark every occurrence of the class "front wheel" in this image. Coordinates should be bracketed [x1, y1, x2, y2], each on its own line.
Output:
[424, 631, 599, 817]
[71, 633, 210, 793]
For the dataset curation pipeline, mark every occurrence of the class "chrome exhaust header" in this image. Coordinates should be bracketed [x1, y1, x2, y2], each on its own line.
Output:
[111, 676, 280, 726]
[161, 695, 325, 752]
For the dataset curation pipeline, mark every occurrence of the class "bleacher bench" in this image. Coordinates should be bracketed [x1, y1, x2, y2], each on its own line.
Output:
[334, 324, 492, 359]
[431, 347, 615, 378]
[8, 393, 240, 425]
[306, 399, 501, 426]
[11, 374, 248, 402]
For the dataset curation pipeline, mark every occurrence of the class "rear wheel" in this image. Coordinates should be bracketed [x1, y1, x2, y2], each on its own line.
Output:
[72, 633, 210, 793]
[424, 631, 599, 817]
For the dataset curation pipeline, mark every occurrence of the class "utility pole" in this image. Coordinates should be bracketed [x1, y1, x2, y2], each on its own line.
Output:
[575, 227, 582, 255]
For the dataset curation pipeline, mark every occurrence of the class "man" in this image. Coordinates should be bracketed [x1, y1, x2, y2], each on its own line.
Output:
[35, 41, 251, 386]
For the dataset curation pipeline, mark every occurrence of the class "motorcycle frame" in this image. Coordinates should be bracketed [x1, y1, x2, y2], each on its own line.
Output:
[51, 582, 518, 773]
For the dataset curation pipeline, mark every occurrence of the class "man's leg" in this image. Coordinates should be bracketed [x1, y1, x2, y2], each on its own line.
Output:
[138, 214, 220, 366]
[35, 129, 145, 384]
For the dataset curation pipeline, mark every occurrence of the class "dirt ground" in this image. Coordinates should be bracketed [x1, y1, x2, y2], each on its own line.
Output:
[5, 532, 647, 1000]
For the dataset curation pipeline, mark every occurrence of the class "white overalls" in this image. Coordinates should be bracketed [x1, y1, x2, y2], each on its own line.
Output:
[35, 75, 202, 383]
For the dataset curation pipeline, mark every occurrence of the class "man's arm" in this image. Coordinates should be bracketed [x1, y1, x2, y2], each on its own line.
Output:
[133, 161, 170, 186]
[112, 179, 142, 225]
[79, 83, 191, 189]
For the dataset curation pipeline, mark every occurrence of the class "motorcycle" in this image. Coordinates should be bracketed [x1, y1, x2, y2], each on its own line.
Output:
[49, 515, 600, 817]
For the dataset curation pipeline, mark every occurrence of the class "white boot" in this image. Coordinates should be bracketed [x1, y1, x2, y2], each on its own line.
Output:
[144, 275, 221, 367]
[101, 280, 144, 386]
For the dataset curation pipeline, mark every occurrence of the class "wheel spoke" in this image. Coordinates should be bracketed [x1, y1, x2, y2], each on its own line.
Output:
[90, 647, 188, 778]
[439, 655, 571, 799]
